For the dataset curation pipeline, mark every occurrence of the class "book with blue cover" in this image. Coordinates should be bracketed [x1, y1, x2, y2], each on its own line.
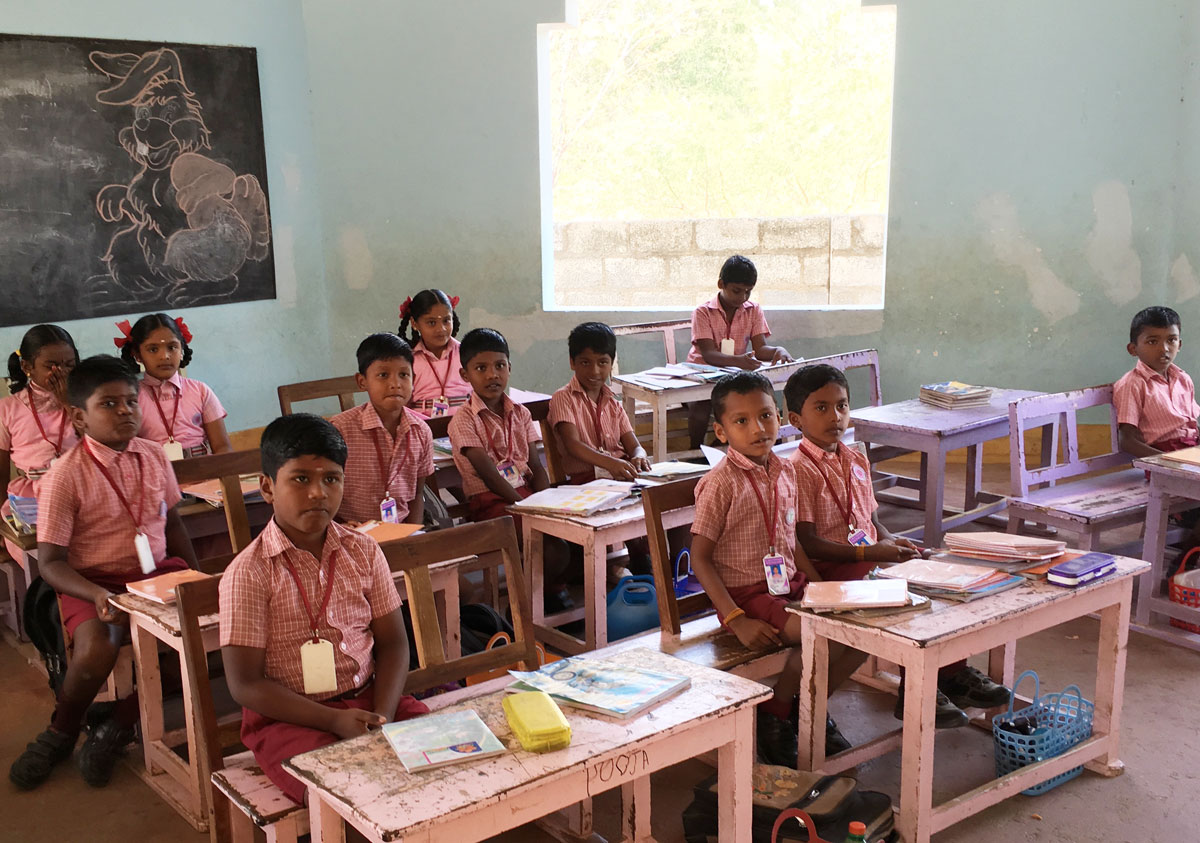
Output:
[382, 709, 507, 772]
[6, 494, 37, 532]
[507, 651, 691, 719]
[1047, 552, 1117, 587]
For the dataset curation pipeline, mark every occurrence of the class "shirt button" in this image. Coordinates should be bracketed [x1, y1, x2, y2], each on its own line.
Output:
[340, 642, 348, 652]
[353, 673, 362, 685]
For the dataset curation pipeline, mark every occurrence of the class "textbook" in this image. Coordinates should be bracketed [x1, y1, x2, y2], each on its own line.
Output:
[507, 652, 691, 719]
[873, 558, 1002, 591]
[943, 531, 1067, 561]
[508, 483, 633, 517]
[179, 475, 263, 507]
[124, 569, 212, 604]
[382, 709, 507, 773]
[354, 521, 422, 543]
[928, 550, 1041, 574]
[6, 494, 37, 532]
[1159, 445, 1200, 467]
[795, 578, 910, 612]
[637, 460, 710, 480]
[918, 381, 993, 409]
[789, 592, 933, 626]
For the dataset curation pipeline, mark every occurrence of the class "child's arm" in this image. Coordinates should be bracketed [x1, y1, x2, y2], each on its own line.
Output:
[38, 542, 126, 623]
[0, 449, 11, 499]
[794, 540, 823, 583]
[693, 338, 759, 370]
[223, 644, 384, 738]
[749, 333, 793, 365]
[1117, 423, 1163, 457]
[203, 418, 233, 455]
[690, 534, 781, 648]
[528, 447, 551, 492]
[796, 520, 914, 566]
[368, 606, 411, 722]
[463, 447, 524, 503]
[870, 511, 922, 559]
[403, 476, 428, 524]
[164, 506, 199, 569]
[618, 431, 651, 473]
[555, 420, 639, 481]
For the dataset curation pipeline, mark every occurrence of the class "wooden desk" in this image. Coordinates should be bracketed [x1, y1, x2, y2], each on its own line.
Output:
[520, 497, 695, 655]
[283, 647, 771, 843]
[1134, 455, 1200, 650]
[614, 362, 805, 463]
[0, 518, 37, 639]
[849, 389, 1042, 547]
[796, 557, 1146, 843]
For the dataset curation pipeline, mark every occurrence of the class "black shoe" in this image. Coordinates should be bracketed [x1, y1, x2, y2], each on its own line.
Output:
[9, 727, 77, 790]
[825, 714, 852, 756]
[894, 689, 969, 729]
[939, 666, 1012, 709]
[543, 585, 575, 615]
[77, 719, 136, 787]
[756, 710, 798, 767]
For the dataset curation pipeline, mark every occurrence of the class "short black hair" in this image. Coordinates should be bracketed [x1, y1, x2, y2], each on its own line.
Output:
[355, 333, 413, 375]
[1130, 306, 1181, 344]
[260, 413, 348, 480]
[120, 313, 194, 369]
[711, 371, 775, 423]
[719, 255, 757, 288]
[459, 328, 510, 366]
[67, 355, 138, 408]
[568, 322, 617, 360]
[784, 364, 849, 415]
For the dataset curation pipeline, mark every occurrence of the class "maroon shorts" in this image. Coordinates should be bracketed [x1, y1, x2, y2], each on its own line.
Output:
[467, 485, 531, 524]
[58, 556, 191, 639]
[567, 471, 596, 485]
[813, 557, 875, 582]
[1152, 436, 1199, 453]
[241, 685, 430, 805]
[723, 576, 809, 631]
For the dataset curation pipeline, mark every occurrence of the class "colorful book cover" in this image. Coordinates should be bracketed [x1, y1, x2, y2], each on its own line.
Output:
[382, 709, 507, 772]
[6, 494, 37, 531]
[507, 653, 691, 719]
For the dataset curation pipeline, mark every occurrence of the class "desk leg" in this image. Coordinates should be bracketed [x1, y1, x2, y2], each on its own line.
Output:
[1137, 480, 1170, 627]
[653, 400, 668, 463]
[585, 534, 605, 650]
[1087, 585, 1132, 777]
[897, 652, 937, 843]
[717, 706, 755, 843]
[987, 640, 1016, 688]
[129, 621, 164, 776]
[917, 453, 928, 508]
[306, 791, 346, 843]
[964, 444, 983, 511]
[921, 447, 946, 548]
[796, 616, 827, 772]
[526, 522, 545, 629]
[619, 775, 654, 843]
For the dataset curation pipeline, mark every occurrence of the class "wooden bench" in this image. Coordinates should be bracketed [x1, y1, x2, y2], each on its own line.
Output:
[180, 517, 538, 841]
[276, 374, 360, 416]
[173, 449, 263, 558]
[612, 319, 692, 368]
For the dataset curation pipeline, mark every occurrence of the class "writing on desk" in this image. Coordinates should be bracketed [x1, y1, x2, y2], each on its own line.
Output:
[586, 749, 650, 794]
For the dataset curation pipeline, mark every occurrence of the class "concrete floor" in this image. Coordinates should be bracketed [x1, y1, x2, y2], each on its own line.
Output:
[4, 462, 1200, 842]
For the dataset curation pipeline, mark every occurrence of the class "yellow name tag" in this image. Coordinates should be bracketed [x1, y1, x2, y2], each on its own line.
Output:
[300, 638, 338, 694]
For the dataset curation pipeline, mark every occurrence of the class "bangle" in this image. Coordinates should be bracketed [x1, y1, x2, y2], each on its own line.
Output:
[856, 546, 866, 562]
[724, 607, 746, 624]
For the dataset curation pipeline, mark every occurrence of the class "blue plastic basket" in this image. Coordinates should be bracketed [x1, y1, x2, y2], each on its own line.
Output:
[992, 670, 1095, 795]
[672, 548, 705, 599]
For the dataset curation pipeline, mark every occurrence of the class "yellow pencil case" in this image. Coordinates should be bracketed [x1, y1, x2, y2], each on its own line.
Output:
[503, 690, 572, 753]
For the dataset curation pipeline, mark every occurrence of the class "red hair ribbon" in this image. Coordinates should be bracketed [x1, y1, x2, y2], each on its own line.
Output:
[449, 295, 460, 309]
[112, 319, 132, 349]
[174, 317, 193, 344]
[399, 296, 413, 320]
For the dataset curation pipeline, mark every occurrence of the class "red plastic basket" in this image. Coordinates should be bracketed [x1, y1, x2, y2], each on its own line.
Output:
[1169, 548, 1200, 634]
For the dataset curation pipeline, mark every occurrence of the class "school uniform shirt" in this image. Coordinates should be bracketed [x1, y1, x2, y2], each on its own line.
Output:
[547, 376, 635, 479]
[0, 381, 78, 499]
[686, 296, 770, 363]
[331, 403, 434, 523]
[410, 339, 472, 416]
[218, 518, 403, 700]
[691, 448, 799, 589]
[789, 436, 879, 544]
[37, 435, 182, 577]
[137, 372, 227, 452]
[1113, 361, 1200, 447]
[447, 392, 541, 498]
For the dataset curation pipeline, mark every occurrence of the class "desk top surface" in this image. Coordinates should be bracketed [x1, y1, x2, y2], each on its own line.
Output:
[283, 647, 770, 838]
[1134, 454, 1200, 479]
[850, 389, 1043, 436]
[615, 361, 803, 396]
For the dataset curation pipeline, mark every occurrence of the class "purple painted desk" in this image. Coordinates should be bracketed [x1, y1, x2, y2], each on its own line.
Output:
[850, 389, 1042, 547]
[1134, 454, 1200, 650]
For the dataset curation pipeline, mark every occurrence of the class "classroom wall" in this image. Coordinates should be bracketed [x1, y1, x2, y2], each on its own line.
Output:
[0, 0, 329, 429]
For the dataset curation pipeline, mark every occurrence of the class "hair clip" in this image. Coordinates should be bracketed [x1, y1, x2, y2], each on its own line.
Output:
[399, 296, 413, 320]
[13, 348, 20, 358]
[449, 295, 460, 309]
[112, 319, 132, 349]
[174, 316, 193, 344]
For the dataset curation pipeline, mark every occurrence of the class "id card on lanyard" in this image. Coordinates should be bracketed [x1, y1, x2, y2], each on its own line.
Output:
[485, 404, 523, 488]
[83, 439, 156, 574]
[430, 349, 456, 417]
[798, 444, 872, 546]
[149, 383, 185, 461]
[745, 466, 792, 595]
[282, 554, 339, 695]
[719, 308, 737, 356]
[372, 422, 409, 523]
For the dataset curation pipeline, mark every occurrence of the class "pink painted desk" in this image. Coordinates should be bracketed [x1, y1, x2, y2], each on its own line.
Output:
[0, 519, 37, 640]
[1134, 454, 1200, 650]
[796, 556, 1146, 843]
[283, 647, 770, 843]
[849, 388, 1042, 547]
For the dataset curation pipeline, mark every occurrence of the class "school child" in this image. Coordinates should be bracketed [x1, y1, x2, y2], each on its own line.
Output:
[219, 413, 428, 805]
[2, 325, 80, 564]
[9, 355, 197, 790]
[689, 371, 859, 766]
[331, 333, 433, 525]
[784, 364, 1011, 727]
[398, 289, 472, 417]
[1113, 306, 1200, 456]
[117, 313, 232, 458]
[686, 255, 794, 448]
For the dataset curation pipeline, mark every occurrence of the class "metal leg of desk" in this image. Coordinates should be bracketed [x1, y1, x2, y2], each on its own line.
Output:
[717, 706, 755, 843]
[1088, 587, 1131, 777]
[897, 650, 938, 843]
[1136, 481, 1170, 627]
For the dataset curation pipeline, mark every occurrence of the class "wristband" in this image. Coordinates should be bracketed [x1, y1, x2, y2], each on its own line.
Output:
[856, 546, 866, 562]
[724, 607, 746, 624]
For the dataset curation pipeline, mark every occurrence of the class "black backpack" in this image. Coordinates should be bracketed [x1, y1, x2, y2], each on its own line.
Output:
[22, 577, 67, 695]
[399, 602, 515, 666]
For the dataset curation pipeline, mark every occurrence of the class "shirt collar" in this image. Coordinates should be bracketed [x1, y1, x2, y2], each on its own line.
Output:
[24, 380, 63, 412]
[142, 371, 183, 391]
[360, 402, 413, 437]
[724, 445, 779, 477]
[414, 338, 459, 362]
[798, 435, 840, 462]
[1133, 359, 1179, 384]
[467, 390, 514, 420]
[567, 375, 614, 406]
[82, 433, 143, 467]
[702, 294, 751, 313]
[260, 517, 346, 565]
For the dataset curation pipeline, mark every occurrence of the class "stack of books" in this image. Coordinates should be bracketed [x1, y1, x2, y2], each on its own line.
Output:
[918, 381, 993, 409]
[507, 651, 691, 719]
[179, 476, 263, 507]
[944, 532, 1067, 561]
[5, 494, 37, 533]
[873, 558, 1025, 602]
[508, 481, 636, 517]
[636, 461, 710, 480]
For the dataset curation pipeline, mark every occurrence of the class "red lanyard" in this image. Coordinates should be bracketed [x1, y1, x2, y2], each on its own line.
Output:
[587, 392, 607, 447]
[483, 404, 515, 463]
[744, 466, 779, 555]
[720, 309, 736, 341]
[282, 552, 337, 641]
[83, 438, 146, 533]
[797, 444, 857, 530]
[371, 421, 410, 492]
[430, 346, 455, 397]
[148, 381, 180, 441]
[24, 389, 67, 457]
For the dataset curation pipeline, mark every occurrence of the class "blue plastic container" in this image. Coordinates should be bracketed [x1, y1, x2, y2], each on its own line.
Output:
[606, 575, 660, 640]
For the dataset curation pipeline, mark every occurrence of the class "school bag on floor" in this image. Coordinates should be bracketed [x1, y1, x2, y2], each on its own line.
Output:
[681, 763, 896, 843]
[23, 577, 66, 695]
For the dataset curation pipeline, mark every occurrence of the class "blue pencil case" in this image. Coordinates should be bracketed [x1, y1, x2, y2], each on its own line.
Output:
[1047, 552, 1115, 579]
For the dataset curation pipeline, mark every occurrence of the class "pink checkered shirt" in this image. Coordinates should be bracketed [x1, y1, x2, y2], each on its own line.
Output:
[686, 296, 770, 363]
[789, 437, 878, 544]
[1113, 361, 1200, 448]
[37, 435, 182, 577]
[331, 403, 434, 523]
[411, 338, 472, 414]
[448, 392, 541, 498]
[692, 448, 799, 589]
[219, 518, 403, 700]
[548, 377, 634, 478]
[137, 373, 226, 451]
[0, 381, 79, 498]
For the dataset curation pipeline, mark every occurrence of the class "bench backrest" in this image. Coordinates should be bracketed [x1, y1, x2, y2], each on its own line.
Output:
[642, 476, 705, 634]
[612, 319, 692, 367]
[798, 348, 883, 408]
[172, 448, 263, 555]
[277, 375, 361, 416]
[1008, 385, 1124, 497]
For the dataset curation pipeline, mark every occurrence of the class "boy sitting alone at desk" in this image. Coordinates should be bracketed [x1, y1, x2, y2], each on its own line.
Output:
[689, 371, 860, 766]
[687, 255, 794, 448]
[10, 355, 198, 790]
[332, 332, 433, 527]
[219, 413, 428, 805]
[1114, 306, 1200, 457]
[784, 364, 1011, 728]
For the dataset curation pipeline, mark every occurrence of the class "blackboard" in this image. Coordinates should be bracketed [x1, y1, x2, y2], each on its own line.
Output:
[0, 33, 275, 327]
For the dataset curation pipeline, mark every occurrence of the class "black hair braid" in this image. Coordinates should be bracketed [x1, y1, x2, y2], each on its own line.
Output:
[7, 351, 27, 392]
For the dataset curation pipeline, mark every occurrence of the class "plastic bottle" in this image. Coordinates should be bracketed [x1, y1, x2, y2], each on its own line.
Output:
[844, 821, 868, 843]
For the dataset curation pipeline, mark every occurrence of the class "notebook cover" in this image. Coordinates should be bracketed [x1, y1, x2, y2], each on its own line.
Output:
[124, 569, 212, 604]
[1047, 551, 1117, 578]
[797, 578, 909, 610]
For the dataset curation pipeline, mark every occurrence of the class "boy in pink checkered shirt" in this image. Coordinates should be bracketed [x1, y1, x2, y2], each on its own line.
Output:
[1114, 306, 1200, 456]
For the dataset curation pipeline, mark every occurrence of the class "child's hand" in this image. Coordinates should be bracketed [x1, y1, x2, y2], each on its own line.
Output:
[876, 540, 920, 563]
[606, 457, 639, 481]
[630, 455, 652, 473]
[93, 590, 124, 624]
[727, 615, 782, 650]
[328, 708, 386, 739]
[46, 366, 70, 406]
[770, 348, 794, 365]
[735, 352, 760, 371]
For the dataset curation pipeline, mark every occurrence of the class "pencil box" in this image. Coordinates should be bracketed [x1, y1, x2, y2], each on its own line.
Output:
[502, 690, 572, 753]
[1048, 551, 1115, 579]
